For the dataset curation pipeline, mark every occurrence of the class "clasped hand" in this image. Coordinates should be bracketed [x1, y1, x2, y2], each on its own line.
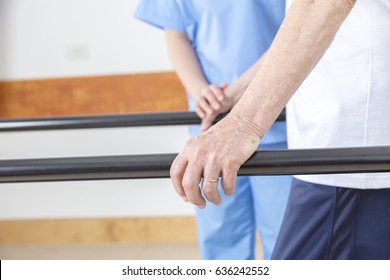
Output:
[194, 83, 234, 131]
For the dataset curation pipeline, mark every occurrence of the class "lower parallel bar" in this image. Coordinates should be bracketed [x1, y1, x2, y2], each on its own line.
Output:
[1, 146, 390, 183]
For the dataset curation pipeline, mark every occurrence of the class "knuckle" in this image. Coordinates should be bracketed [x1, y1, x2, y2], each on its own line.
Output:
[192, 147, 207, 161]
[199, 99, 207, 107]
[207, 153, 219, 166]
[223, 157, 239, 171]
[185, 138, 197, 149]
[181, 178, 193, 191]
[169, 166, 179, 178]
[224, 184, 234, 195]
[202, 185, 215, 197]
[203, 89, 211, 97]
[209, 84, 217, 90]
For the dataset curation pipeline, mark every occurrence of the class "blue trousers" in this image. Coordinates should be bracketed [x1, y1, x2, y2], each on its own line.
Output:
[272, 178, 390, 259]
[195, 142, 291, 260]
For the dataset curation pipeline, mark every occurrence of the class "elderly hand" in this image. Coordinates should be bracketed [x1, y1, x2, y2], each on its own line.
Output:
[170, 113, 262, 208]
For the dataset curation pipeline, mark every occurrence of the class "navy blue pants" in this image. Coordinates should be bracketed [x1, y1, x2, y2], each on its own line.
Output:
[272, 178, 390, 259]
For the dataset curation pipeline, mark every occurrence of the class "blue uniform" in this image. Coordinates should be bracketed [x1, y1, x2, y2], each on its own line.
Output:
[135, 0, 291, 259]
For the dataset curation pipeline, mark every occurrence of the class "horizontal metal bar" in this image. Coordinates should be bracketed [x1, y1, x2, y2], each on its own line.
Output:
[0, 110, 286, 132]
[1, 146, 390, 183]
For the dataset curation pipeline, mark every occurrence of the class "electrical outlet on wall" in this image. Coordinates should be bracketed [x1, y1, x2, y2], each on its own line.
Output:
[66, 44, 90, 61]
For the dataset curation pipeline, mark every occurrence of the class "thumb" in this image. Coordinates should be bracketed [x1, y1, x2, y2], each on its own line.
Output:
[201, 114, 215, 132]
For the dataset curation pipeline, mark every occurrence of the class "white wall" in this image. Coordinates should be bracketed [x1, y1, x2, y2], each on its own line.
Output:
[0, 126, 193, 220]
[0, 0, 194, 220]
[0, 0, 172, 81]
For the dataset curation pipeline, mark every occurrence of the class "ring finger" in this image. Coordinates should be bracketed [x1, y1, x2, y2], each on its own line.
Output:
[201, 164, 222, 205]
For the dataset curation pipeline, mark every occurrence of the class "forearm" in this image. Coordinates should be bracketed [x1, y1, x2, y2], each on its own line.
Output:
[231, 0, 357, 138]
[226, 55, 265, 106]
[164, 29, 208, 101]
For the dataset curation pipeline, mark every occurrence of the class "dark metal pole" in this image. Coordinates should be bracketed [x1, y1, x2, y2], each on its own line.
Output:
[0, 110, 286, 132]
[1, 146, 390, 183]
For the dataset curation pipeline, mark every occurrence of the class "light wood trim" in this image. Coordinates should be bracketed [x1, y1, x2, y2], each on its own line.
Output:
[0, 217, 197, 245]
[0, 72, 188, 119]
[0, 74, 193, 245]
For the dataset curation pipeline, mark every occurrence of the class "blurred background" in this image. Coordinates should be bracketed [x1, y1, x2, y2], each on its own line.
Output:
[0, 0, 197, 260]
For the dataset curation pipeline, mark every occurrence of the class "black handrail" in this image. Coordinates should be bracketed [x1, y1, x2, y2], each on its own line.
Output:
[1, 146, 390, 183]
[0, 110, 286, 132]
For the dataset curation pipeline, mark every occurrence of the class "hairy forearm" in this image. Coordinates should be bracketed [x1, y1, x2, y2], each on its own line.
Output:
[231, 0, 357, 138]
[164, 29, 208, 100]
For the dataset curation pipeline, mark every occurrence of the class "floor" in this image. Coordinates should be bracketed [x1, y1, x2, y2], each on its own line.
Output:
[0, 243, 199, 260]
[0, 242, 263, 260]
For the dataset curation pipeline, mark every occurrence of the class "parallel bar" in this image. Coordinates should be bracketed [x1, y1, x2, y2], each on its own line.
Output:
[0, 110, 285, 132]
[1, 146, 390, 183]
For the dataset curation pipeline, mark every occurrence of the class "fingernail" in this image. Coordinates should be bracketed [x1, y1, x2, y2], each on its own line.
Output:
[180, 196, 189, 202]
[198, 204, 206, 209]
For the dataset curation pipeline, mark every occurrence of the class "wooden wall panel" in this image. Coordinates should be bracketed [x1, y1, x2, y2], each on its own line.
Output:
[0, 217, 197, 245]
[0, 72, 193, 245]
[0, 72, 187, 119]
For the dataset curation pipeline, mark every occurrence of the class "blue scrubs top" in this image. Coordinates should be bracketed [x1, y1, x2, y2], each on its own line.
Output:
[135, 0, 286, 145]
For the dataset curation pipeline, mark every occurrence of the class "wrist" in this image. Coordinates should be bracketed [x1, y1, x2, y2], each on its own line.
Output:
[226, 112, 264, 139]
[188, 82, 209, 102]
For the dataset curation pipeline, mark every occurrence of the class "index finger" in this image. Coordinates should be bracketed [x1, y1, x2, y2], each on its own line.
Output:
[209, 84, 225, 102]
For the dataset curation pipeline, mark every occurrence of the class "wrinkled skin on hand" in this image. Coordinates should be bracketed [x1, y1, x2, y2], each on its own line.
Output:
[170, 113, 261, 208]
